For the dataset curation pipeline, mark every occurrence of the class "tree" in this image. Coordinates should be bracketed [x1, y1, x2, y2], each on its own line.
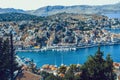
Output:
[104, 54, 116, 80]
[0, 38, 11, 80]
[80, 46, 116, 80]
[0, 34, 21, 80]
[40, 71, 61, 80]
[28, 59, 38, 74]
[69, 64, 79, 73]
[64, 64, 81, 80]
[0, 38, 8, 80]
[58, 65, 67, 74]
[40, 71, 49, 80]
[45, 74, 60, 80]
[64, 70, 74, 80]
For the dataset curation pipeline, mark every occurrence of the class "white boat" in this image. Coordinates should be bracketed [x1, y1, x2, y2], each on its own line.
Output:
[24, 58, 31, 63]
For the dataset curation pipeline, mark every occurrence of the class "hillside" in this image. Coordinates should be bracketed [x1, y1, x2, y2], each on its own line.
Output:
[0, 8, 24, 14]
[1, 13, 117, 49]
[0, 2, 120, 16]
[27, 2, 120, 16]
[0, 13, 44, 21]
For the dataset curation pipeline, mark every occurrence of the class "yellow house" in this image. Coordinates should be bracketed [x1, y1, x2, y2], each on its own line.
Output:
[34, 46, 40, 49]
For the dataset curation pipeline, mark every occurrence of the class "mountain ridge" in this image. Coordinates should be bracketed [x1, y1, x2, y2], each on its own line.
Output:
[0, 8, 25, 14]
[0, 2, 120, 16]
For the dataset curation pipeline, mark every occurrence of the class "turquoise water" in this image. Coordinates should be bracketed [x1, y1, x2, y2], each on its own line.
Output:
[17, 45, 120, 67]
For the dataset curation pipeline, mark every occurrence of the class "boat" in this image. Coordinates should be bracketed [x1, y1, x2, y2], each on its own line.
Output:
[24, 58, 31, 63]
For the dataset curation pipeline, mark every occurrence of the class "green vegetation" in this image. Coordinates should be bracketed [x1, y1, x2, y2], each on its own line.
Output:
[28, 59, 38, 74]
[41, 71, 62, 80]
[80, 46, 116, 80]
[58, 65, 67, 74]
[0, 13, 44, 21]
[0, 35, 21, 80]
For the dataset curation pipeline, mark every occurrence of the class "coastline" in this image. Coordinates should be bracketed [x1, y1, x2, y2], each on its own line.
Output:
[16, 42, 120, 52]
[16, 42, 120, 67]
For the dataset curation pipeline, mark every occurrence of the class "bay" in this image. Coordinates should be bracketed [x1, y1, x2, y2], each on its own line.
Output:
[17, 44, 120, 67]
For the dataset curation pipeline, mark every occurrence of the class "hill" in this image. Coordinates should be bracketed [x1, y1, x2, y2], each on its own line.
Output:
[0, 8, 24, 14]
[0, 2, 120, 16]
[0, 13, 44, 21]
[27, 2, 120, 16]
[0, 13, 112, 48]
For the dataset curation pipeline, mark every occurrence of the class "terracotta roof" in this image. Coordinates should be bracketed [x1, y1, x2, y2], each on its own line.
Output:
[58, 73, 65, 77]
[16, 71, 42, 80]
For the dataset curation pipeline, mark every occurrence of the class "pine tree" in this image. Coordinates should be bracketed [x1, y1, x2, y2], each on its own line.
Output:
[80, 46, 116, 80]
[104, 54, 116, 80]
[0, 38, 10, 80]
[0, 34, 21, 80]
[0, 38, 5, 79]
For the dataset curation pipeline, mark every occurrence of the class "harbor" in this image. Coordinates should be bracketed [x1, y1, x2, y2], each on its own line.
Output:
[17, 44, 120, 67]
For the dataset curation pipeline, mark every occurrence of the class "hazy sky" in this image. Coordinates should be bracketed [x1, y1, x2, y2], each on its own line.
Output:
[0, 0, 120, 10]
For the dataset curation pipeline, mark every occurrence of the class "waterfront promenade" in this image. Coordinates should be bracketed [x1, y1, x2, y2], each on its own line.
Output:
[16, 42, 120, 52]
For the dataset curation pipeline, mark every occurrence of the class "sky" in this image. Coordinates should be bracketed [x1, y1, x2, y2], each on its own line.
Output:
[0, 0, 120, 10]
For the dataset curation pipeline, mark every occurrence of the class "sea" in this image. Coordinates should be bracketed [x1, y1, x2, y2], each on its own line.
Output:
[17, 13, 120, 67]
[103, 13, 120, 19]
